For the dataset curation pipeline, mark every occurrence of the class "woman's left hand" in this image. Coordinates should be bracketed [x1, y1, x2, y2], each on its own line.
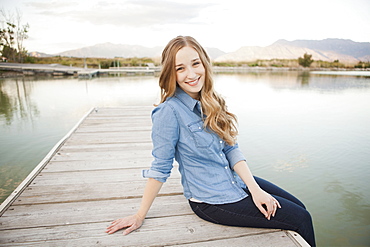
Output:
[250, 188, 281, 220]
[232, 161, 281, 220]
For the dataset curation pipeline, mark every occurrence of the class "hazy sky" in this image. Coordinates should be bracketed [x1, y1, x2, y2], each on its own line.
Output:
[2, 0, 370, 54]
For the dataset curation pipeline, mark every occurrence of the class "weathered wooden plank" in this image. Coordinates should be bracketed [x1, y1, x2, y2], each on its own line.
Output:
[88, 115, 151, 121]
[80, 120, 151, 127]
[76, 125, 152, 133]
[44, 158, 154, 172]
[80, 117, 150, 122]
[58, 142, 153, 151]
[12, 178, 182, 205]
[81, 116, 151, 122]
[68, 130, 151, 138]
[33, 168, 180, 186]
[93, 106, 153, 115]
[57, 144, 153, 154]
[50, 149, 152, 162]
[170, 231, 298, 247]
[0, 214, 279, 247]
[0, 195, 191, 230]
[65, 131, 151, 144]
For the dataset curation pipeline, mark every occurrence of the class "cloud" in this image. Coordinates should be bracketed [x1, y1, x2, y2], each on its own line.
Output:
[28, 0, 211, 28]
[25, 1, 76, 10]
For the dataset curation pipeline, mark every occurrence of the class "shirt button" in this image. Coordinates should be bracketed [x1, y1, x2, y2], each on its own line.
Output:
[220, 141, 223, 144]
[198, 127, 201, 129]
[225, 166, 228, 169]
[232, 181, 235, 184]
[220, 153, 223, 157]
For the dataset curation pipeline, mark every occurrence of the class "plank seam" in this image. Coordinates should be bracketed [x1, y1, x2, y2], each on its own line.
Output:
[0, 212, 194, 231]
[40, 167, 151, 174]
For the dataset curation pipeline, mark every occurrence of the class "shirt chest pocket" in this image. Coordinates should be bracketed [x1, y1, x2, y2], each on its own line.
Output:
[188, 120, 214, 148]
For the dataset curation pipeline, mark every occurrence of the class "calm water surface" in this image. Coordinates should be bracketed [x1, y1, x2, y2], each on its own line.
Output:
[1, 72, 369, 246]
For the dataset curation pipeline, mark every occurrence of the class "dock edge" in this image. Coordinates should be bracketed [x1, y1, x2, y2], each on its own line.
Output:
[0, 107, 96, 216]
[286, 230, 311, 247]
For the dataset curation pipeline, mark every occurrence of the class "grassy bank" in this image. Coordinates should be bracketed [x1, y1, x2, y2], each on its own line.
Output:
[24, 56, 158, 69]
[213, 59, 370, 69]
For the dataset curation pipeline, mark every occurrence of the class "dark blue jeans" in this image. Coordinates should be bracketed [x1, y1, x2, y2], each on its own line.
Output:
[189, 177, 316, 247]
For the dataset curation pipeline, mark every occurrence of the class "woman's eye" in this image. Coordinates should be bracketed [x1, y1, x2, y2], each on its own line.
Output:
[176, 67, 184, 71]
[193, 62, 200, 66]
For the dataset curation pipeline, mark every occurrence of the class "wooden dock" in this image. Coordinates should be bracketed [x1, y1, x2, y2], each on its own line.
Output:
[0, 107, 309, 246]
[0, 63, 161, 78]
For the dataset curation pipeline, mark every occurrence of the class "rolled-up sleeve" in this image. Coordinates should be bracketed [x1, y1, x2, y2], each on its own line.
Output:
[223, 142, 246, 170]
[142, 103, 179, 183]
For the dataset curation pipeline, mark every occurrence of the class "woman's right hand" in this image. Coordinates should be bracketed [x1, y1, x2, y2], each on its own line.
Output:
[105, 214, 144, 235]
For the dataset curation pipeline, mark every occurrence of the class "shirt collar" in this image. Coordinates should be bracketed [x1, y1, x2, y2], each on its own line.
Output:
[174, 87, 200, 112]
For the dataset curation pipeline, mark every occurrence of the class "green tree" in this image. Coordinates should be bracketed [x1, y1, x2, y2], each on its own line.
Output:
[298, 53, 314, 68]
[0, 9, 29, 62]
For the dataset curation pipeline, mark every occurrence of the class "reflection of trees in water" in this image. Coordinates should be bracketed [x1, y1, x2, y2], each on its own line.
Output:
[0, 78, 39, 125]
[0, 81, 14, 123]
[0, 164, 26, 202]
[298, 71, 310, 85]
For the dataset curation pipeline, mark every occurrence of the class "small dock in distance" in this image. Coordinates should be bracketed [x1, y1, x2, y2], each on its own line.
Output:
[0, 107, 309, 246]
[0, 62, 161, 78]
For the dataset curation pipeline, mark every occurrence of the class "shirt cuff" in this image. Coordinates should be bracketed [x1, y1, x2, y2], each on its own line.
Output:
[142, 169, 169, 183]
[226, 148, 246, 169]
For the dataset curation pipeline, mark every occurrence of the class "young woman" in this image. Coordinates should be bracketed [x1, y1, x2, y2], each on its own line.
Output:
[106, 36, 316, 246]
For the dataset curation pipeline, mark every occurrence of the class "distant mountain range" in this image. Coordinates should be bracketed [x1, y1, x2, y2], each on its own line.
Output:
[53, 42, 226, 61]
[215, 39, 370, 64]
[58, 43, 163, 59]
[30, 39, 370, 64]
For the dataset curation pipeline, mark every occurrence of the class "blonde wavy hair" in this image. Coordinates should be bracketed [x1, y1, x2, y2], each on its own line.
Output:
[158, 36, 238, 146]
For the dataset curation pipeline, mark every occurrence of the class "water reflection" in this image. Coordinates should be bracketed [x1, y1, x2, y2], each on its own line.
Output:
[298, 71, 310, 86]
[217, 71, 370, 92]
[0, 81, 13, 123]
[0, 78, 40, 125]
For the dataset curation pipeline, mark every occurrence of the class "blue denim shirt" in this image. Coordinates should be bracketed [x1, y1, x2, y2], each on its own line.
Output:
[143, 87, 248, 204]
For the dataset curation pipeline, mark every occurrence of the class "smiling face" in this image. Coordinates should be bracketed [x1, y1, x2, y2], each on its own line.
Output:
[175, 46, 205, 100]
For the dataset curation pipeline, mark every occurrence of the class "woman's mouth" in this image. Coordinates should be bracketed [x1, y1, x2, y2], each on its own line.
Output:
[186, 77, 200, 86]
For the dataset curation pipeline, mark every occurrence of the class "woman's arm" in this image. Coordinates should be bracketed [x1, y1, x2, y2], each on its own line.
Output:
[105, 178, 163, 235]
[233, 160, 281, 220]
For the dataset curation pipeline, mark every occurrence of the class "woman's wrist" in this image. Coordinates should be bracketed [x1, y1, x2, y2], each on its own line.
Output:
[248, 184, 262, 194]
[135, 212, 146, 221]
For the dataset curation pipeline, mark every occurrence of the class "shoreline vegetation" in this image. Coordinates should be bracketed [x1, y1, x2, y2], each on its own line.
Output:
[18, 56, 370, 69]
[1, 56, 370, 78]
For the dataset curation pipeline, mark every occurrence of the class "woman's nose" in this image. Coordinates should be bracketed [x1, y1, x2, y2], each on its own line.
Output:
[187, 67, 197, 79]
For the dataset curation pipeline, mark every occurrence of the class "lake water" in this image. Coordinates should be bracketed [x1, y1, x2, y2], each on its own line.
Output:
[1, 72, 369, 246]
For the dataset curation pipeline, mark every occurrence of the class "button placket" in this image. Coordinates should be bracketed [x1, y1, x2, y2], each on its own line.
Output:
[219, 140, 225, 160]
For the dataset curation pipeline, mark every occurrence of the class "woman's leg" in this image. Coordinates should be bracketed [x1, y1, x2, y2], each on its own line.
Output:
[189, 189, 316, 246]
